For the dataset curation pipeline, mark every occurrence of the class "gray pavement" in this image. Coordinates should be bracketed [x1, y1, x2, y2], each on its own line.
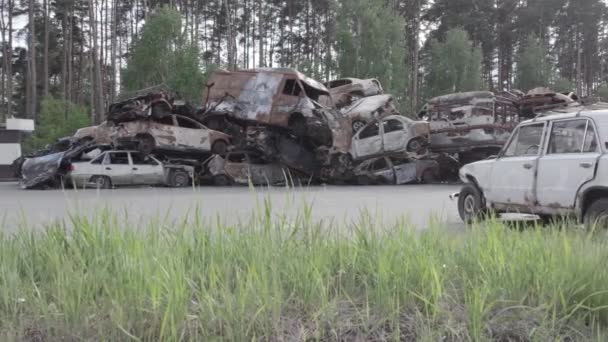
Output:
[0, 182, 463, 231]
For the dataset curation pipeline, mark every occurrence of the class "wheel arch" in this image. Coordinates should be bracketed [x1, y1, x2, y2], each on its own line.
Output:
[580, 186, 608, 218]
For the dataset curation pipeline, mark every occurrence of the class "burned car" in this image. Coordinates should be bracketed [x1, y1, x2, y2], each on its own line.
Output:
[20, 143, 113, 189]
[69, 150, 193, 189]
[201, 68, 343, 146]
[353, 154, 439, 185]
[114, 114, 232, 156]
[418, 91, 519, 163]
[326, 78, 384, 97]
[350, 115, 430, 161]
[206, 151, 293, 186]
[342, 94, 399, 133]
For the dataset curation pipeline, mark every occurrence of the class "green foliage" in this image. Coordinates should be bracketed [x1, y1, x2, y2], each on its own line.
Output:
[552, 77, 575, 93]
[25, 96, 90, 152]
[515, 34, 552, 92]
[1, 207, 608, 340]
[424, 28, 484, 99]
[596, 84, 608, 101]
[121, 6, 207, 104]
[334, 0, 409, 110]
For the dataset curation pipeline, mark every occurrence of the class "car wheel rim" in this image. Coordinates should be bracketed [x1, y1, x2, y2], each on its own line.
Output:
[464, 195, 476, 218]
[353, 121, 365, 132]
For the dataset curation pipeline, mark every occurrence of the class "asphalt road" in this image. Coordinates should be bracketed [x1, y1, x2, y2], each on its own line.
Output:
[0, 182, 463, 232]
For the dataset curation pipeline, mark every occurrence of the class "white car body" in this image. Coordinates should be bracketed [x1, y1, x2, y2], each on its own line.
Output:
[458, 109, 608, 221]
[69, 150, 193, 188]
[350, 115, 430, 160]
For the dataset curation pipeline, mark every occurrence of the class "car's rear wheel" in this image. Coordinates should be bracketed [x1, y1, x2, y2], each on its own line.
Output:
[458, 183, 485, 224]
[356, 175, 373, 186]
[212, 140, 228, 155]
[92, 176, 112, 189]
[421, 168, 438, 184]
[213, 174, 233, 186]
[169, 169, 190, 188]
[584, 198, 608, 231]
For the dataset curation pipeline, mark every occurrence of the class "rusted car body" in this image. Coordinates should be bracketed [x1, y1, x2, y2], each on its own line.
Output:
[113, 114, 232, 155]
[418, 91, 519, 161]
[206, 151, 291, 186]
[353, 154, 439, 185]
[107, 88, 175, 123]
[201, 68, 341, 143]
[73, 121, 115, 144]
[341, 94, 399, 133]
[350, 115, 430, 161]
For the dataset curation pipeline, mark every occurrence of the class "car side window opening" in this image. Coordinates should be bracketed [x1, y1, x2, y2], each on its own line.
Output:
[227, 153, 247, 163]
[131, 152, 159, 165]
[108, 152, 130, 165]
[383, 119, 404, 133]
[359, 122, 380, 139]
[282, 79, 303, 97]
[503, 123, 544, 157]
[583, 123, 599, 153]
[548, 119, 593, 154]
[176, 116, 201, 129]
[155, 115, 175, 126]
[371, 158, 389, 171]
[90, 153, 105, 164]
[328, 79, 351, 88]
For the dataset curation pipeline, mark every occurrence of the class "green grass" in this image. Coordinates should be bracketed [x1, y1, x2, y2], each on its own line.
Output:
[1, 202, 608, 341]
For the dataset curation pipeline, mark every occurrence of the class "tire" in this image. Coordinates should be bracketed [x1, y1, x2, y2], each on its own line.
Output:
[584, 198, 608, 231]
[211, 140, 229, 155]
[213, 174, 233, 186]
[458, 183, 486, 224]
[352, 120, 366, 133]
[356, 175, 372, 186]
[136, 135, 155, 155]
[169, 169, 190, 188]
[421, 168, 438, 184]
[407, 137, 425, 153]
[289, 115, 307, 136]
[92, 176, 112, 189]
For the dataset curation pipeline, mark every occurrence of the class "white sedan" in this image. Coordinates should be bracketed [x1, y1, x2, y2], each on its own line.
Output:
[68, 150, 193, 189]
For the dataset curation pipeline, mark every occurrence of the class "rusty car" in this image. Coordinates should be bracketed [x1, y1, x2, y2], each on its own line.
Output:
[350, 115, 430, 161]
[200, 68, 344, 146]
[353, 154, 439, 185]
[76, 114, 231, 156]
[68, 150, 193, 189]
[418, 91, 520, 163]
[341, 94, 399, 133]
[206, 151, 292, 186]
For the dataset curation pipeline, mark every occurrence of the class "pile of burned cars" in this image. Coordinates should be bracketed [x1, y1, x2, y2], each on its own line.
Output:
[17, 68, 592, 189]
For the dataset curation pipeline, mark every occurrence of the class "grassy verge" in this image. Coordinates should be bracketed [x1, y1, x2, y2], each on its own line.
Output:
[1, 205, 608, 341]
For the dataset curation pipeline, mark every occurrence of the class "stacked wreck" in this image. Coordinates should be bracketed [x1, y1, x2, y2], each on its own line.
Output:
[15, 68, 603, 189]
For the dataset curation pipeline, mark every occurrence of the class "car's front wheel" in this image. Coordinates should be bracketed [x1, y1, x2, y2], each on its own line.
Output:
[584, 198, 608, 231]
[169, 169, 190, 188]
[458, 183, 485, 224]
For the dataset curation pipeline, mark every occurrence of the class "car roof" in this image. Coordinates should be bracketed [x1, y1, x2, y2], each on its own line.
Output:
[521, 107, 608, 125]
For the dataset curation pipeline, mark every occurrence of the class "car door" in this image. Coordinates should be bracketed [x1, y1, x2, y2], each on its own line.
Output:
[130, 152, 165, 185]
[71, 153, 105, 186]
[536, 118, 601, 209]
[371, 157, 396, 184]
[391, 156, 418, 184]
[486, 122, 547, 207]
[382, 118, 407, 153]
[173, 115, 211, 152]
[351, 121, 382, 159]
[103, 151, 133, 185]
